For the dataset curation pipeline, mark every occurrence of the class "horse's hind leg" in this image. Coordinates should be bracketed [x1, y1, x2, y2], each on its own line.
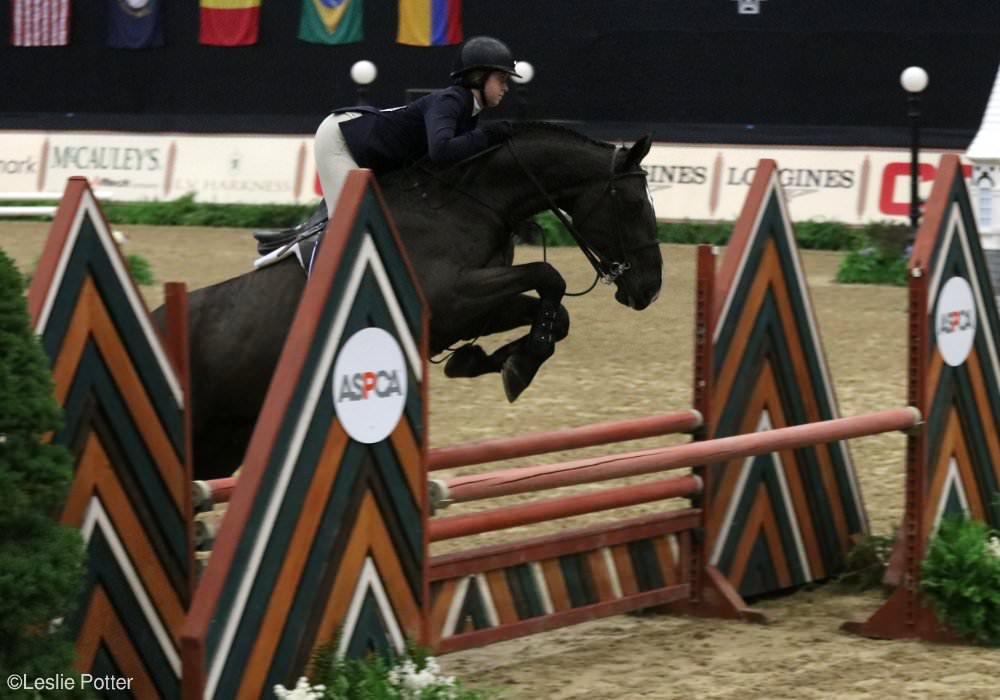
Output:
[444, 295, 569, 377]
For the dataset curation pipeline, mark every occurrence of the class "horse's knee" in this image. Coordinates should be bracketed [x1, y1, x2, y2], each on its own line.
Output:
[553, 304, 570, 341]
[529, 261, 567, 298]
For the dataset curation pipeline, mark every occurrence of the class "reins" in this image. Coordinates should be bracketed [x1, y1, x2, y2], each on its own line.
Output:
[504, 140, 653, 296]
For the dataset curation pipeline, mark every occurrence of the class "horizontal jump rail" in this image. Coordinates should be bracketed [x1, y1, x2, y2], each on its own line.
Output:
[437, 407, 921, 505]
[427, 409, 703, 471]
[0, 205, 57, 217]
[0, 191, 115, 201]
[196, 409, 704, 506]
[429, 476, 702, 541]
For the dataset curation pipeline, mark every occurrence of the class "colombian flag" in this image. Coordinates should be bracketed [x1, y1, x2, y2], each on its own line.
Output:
[396, 0, 462, 46]
[199, 0, 261, 46]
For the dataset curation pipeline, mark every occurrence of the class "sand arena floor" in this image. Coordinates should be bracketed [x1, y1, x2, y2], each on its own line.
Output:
[2, 221, 998, 699]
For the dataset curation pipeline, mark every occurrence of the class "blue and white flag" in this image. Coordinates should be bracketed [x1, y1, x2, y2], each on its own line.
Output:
[107, 0, 164, 49]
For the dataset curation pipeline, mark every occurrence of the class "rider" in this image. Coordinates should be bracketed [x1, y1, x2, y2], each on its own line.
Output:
[314, 35, 520, 219]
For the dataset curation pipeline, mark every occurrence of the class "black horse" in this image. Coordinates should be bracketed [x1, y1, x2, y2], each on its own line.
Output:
[167, 123, 663, 480]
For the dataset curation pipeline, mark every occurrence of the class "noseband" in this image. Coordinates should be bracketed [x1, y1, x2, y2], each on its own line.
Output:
[505, 141, 656, 287]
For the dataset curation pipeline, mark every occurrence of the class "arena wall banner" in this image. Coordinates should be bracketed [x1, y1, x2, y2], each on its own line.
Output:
[0, 131, 48, 193]
[0, 130, 974, 226]
[168, 135, 312, 204]
[643, 143, 972, 225]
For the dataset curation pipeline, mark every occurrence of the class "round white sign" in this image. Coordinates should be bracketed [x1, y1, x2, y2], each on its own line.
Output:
[332, 328, 408, 443]
[934, 276, 976, 367]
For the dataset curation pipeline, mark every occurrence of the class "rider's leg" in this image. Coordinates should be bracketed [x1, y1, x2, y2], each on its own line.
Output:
[314, 112, 362, 221]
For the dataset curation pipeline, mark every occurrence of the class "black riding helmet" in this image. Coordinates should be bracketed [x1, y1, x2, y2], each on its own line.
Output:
[450, 36, 521, 85]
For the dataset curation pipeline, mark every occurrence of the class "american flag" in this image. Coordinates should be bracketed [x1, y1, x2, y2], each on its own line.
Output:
[12, 0, 71, 47]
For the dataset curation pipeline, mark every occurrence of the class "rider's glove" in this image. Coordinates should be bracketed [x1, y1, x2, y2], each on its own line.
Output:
[481, 120, 514, 146]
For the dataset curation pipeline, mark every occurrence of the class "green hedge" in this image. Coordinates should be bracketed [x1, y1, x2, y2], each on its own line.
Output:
[5, 197, 879, 252]
[4, 197, 910, 288]
[531, 211, 869, 251]
[2, 194, 313, 229]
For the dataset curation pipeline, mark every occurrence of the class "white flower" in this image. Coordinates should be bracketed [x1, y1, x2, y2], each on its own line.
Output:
[988, 536, 1000, 558]
[388, 656, 457, 699]
[273, 677, 326, 700]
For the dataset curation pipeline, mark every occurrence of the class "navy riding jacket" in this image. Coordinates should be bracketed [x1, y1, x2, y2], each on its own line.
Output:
[337, 85, 490, 175]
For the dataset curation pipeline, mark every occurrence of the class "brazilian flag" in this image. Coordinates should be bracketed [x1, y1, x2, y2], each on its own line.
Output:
[299, 0, 363, 45]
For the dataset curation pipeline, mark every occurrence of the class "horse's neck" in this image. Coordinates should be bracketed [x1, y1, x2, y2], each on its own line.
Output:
[492, 138, 614, 222]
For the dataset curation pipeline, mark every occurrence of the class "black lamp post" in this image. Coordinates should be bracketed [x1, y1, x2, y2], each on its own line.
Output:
[351, 60, 377, 106]
[900, 66, 929, 234]
[511, 60, 535, 121]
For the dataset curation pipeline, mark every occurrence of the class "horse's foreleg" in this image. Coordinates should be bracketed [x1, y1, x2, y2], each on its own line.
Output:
[444, 294, 570, 377]
[452, 263, 566, 401]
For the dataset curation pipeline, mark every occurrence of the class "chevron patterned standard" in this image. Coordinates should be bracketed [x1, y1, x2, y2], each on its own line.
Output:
[27, 177, 192, 700]
[912, 156, 1000, 538]
[182, 171, 429, 700]
[843, 154, 1000, 643]
[705, 159, 868, 598]
[429, 510, 698, 653]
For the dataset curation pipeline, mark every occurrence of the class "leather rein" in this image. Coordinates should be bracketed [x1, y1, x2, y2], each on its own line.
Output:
[504, 140, 656, 293]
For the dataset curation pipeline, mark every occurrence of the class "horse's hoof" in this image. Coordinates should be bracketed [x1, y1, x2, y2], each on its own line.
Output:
[501, 354, 540, 402]
[443, 345, 490, 378]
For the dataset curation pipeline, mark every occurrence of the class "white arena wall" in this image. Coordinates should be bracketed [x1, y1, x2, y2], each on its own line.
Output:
[0, 130, 972, 226]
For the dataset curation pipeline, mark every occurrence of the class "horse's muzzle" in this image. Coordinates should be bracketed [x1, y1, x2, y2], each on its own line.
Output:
[616, 281, 660, 310]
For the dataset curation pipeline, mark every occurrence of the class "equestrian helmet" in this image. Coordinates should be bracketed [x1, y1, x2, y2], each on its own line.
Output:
[450, 36, 521, 79]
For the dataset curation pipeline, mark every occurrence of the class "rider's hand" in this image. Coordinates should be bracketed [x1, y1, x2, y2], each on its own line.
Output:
[481, 120, 514, 146]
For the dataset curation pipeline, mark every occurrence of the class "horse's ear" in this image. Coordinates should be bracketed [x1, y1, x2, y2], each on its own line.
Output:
[621, 134, 653, 171]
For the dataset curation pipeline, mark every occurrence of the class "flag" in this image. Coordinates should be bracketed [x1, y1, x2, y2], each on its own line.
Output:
[107, 0, 165, 49]
[397, 0, 461, 47]
[299, 0, 362, 45]
[11, 0, 70, 47]
[199, 0, 261, 46]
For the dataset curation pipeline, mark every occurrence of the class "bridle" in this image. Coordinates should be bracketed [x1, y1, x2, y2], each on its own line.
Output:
[505, 141, 658, 293]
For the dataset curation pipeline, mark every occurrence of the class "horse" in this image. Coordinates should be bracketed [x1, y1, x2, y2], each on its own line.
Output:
[163, 122, 663, 481]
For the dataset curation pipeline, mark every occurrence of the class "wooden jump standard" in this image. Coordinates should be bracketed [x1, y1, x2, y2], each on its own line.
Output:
[842, 155, 1000, 643]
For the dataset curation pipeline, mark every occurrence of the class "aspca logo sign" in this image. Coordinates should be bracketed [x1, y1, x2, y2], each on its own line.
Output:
[934, 276, 977, 367]
[332, 328, 407, 443]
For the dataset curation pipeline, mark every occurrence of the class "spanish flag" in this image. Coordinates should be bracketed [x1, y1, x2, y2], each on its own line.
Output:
[199, 0, 261, 46]
[396, 0, 461, 47]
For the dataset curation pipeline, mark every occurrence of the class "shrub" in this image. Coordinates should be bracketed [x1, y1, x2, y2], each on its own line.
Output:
[837, 532, 896, 590]
[920, 515, 1000, 646]
[834, 221, 911, 287]
[126, 253, 155, 286]
[0, 250, 87, 695]
[102, 194, 314, 229]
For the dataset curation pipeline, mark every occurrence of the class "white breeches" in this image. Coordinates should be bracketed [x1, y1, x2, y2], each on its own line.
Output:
[314, 111, 362, 219]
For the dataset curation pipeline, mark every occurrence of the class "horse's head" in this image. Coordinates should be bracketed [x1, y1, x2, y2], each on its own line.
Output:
[564, 135, 662, 310]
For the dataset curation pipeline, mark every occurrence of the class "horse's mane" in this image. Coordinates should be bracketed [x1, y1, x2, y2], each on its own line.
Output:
[391, 121, 616, 183]
[509, 121, 615, 151]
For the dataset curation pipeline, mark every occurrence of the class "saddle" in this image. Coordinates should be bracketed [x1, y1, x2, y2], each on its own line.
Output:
[252, 200, 329, 272]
